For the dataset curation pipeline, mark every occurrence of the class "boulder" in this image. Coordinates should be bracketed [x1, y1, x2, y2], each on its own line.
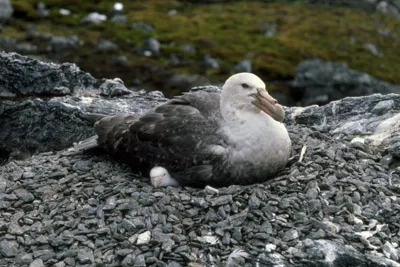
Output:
[0, 52, 166, 160]
[290, 58, 400, 105]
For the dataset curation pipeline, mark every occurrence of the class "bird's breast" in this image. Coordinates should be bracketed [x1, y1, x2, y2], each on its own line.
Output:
[222, 114, 291, 176]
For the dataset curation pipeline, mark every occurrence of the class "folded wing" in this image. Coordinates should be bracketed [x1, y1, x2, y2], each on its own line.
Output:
[94, 91, 228, 187]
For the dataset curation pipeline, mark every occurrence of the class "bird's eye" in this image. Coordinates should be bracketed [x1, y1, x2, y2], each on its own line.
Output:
[241, 83, 250, 89]
[163, 173, 166, 176]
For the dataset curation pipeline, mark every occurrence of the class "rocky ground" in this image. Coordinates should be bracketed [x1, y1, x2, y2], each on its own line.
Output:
[1, 52, 400, 266]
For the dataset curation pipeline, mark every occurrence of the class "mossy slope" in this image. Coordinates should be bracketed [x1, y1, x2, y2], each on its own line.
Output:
[6, 0, 400, 92]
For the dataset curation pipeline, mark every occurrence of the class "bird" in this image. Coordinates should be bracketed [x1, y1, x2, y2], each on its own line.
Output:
[76, 73, 291, 188]
[149, 166, 179, 187]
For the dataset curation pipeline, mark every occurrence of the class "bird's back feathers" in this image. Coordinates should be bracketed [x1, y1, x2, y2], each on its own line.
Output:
[85, 91, 227, 187]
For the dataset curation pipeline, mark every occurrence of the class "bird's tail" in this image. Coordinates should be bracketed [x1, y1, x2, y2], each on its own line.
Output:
[93, 113, 139, 153]
[73, 113, 139, 155]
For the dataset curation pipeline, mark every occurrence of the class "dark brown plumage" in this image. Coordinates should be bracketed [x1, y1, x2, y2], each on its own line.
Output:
[90, 91, 227, 187]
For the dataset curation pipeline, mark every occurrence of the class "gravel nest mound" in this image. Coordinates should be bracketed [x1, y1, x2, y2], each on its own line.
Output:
[0, 52, 400, 266]
[1, 119, 400, 266]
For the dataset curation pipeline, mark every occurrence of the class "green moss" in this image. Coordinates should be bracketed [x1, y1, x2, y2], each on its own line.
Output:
[6, 0, 400, 87]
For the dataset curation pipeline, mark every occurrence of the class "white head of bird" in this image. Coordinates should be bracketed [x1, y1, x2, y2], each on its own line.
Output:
[149, 166, 179, 187]
[219, 72, 284, 122]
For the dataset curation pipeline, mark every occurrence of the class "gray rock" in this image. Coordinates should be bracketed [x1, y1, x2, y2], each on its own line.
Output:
[14, 188, 35, 202]
[233, 59, 252, 73]
[262, 22, 278, 37]
[143, 37, 160, 55]
[21, 172, 36, 179]
[64, 257, 75, 265]
[111, 14, 128, 24]
[169, 54, 180, 65]
[0, 177, 6, 193]
[15, 253, 33, 265]
[72, 160, 92, 171]
[181, 44, 196, 53]
[37, 2, 49, 18]
[93, 185, 105, 194]
[167, 74, 209, 92]
[55, 261, 66, 267]
[103, 196, 117, 210]
[131, 22, 154, 32]
[364, 43, 383, 57]
[168, 9, 178, 16]
[77, 249, 94, 264]
[32, 249, 55, 261]
[29, 258, 45, 267]
[291, 58, 400, 105]
[116, 249, 133, 256]
[383, 241, 399, 260]
[0, 0, 13, 25]
[59, 8, 70, 16]
[8, 222, 24, 235]
[0, 36, 16, 51]
[377, 1, 400, 18]
[35, 235, 49, 244]
[109, 55, 128, 66]
[210, 195, 232, 206]
[13, 188, 34, 202]
[371, 99, 395, 114]
[113, 2, 124, 12]
[203, 55, 219, 69]
[121, 254, 135, 266]
[378, 28, 396, 38]
[133, 254, 145, 266]
[282, 229, 299, 242]
[95, 40, 120, 52]
[99, 78, 131, 97]
[47, 35, 79, 52]
[80, 12, 107, 24]
[0, 240, 18, 257]
[15, 43, 38, 54]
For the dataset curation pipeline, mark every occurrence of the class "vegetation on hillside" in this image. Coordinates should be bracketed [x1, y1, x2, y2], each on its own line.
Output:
[6, 0, 400, 93]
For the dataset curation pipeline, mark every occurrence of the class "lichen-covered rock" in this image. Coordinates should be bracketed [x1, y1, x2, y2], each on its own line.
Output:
[0, 52, 96, 97]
